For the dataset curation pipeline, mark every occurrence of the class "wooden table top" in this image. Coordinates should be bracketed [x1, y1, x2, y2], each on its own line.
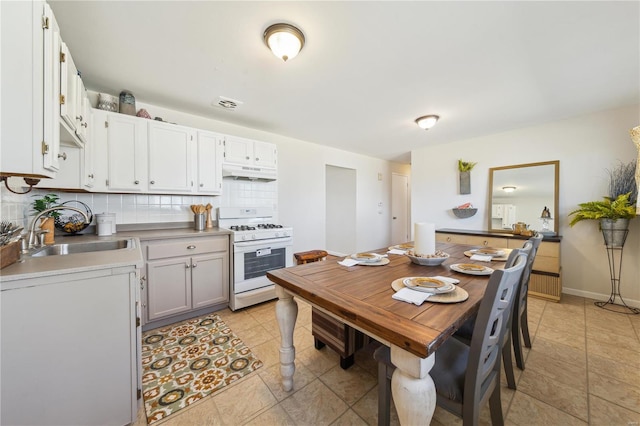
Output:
[267, 242, 508, 358]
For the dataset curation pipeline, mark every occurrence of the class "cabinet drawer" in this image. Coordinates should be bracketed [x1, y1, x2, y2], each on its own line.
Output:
[146, 237, 228, 260]
[466, 236, 509, 248]
[436, 232, 467, 244]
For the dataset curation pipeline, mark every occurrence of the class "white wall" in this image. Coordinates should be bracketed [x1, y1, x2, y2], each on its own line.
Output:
[411, 105, 640, 305]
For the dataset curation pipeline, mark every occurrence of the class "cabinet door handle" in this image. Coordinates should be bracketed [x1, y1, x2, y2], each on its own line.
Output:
[483, 240, 489, 246]
[134, 180, 139, 185]
[81, 122, 88, 128]
[58, 152, 67, 160]
[88, 174, 94, 178]
[185, 262, 190, 269]
[245, 156, 250, 160]
[76, 115, 83, 121]
[255, 157, 260, 161]
[199, 183, 204, 187]
[187, 245, 196, 250]
[192, 263, 197, 268]
[446, 236, 451, 242]
[150, 180, 155, 184]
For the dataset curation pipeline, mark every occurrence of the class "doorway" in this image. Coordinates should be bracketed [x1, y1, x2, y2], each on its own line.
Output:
[391, 173, 410, 244]
[326, 165, 356, 256]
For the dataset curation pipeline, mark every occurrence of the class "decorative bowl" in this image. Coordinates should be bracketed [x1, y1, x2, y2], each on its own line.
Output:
[54, 200, 93, 234]
[452, 208, 478, 218]
[406, 252, 449, 266]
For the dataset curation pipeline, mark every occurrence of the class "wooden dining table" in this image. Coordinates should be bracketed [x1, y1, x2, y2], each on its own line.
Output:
[266, 241, 510, 425]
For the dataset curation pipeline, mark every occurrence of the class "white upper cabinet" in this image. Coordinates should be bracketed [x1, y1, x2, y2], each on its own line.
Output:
[42, 3, 61, 173]
[195, 131, 223, 195]
[106, 113, 148, 192]
[224, 136, 277, 169]
[253, 140, 278, 169]
[59, 42, 78, 134]
[148, 121, 193, 193]
[1, 1, 61, 178]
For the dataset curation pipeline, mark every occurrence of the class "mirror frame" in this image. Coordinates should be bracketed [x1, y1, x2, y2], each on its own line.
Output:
[488, 160, 560, 234]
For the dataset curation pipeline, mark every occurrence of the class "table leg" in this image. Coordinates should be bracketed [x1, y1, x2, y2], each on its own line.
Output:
[275, 285, 298, 391]
[390, 345, 436, 425]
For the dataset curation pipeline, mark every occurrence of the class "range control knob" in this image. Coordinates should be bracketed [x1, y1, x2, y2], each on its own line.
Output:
[241, 235, 247, 241]
[251, 234, 256, 240]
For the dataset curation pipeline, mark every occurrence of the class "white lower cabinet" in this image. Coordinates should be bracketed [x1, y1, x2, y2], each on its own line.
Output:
[1, 268, 139, 425]
[143, 235, 230, 324]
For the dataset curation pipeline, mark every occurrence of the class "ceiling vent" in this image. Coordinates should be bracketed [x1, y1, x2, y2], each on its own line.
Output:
[213, 96, 243, 111]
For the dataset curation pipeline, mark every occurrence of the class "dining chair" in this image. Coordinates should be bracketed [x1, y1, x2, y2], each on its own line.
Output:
[511, 233, 543, 369]
[450, 245, 532, 390]
[374, 249, 528, 426]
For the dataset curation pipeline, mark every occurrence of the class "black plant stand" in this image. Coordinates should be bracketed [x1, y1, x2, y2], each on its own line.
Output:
[595, 228, 639, 314]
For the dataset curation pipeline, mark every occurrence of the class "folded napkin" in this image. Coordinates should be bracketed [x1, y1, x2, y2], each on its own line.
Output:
[338, 258, 359, 267]
[432, 276, 460, 284]
[470, 254, 492, 262]
[387, 249, 407, 255]
[392, 287, 432, 305]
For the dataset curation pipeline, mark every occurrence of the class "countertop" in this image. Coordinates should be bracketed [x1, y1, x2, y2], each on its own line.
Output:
[0, 226, 232, 286]
[436, 228, 562, 242]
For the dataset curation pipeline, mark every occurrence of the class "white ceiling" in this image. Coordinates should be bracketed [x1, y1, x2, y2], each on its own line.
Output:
[49, 1, 639, 163]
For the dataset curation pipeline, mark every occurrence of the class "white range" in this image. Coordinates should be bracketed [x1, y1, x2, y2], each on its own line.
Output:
[218, 207, 293, 310]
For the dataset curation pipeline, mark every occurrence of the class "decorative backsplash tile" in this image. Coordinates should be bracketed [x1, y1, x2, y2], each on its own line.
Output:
[0, 178, 277, 230]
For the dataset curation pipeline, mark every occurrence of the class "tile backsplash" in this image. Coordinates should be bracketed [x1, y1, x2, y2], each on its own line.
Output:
[1, 178, 277, 230]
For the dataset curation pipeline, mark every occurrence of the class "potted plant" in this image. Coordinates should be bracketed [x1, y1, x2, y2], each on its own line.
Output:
[31, 193, 61, 245]
[458, 159, 477, 195]
[569, 192, 636, 247]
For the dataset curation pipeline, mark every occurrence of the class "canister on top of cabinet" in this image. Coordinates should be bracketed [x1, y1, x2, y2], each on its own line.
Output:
[119, 90, 136, 115]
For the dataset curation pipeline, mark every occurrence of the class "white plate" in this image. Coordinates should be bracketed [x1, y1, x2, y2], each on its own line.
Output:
[470, 248, 506, 257]
[388, 243, 413, 251]
[357, 257, 390, 266]
[351, 252, 383, 263]
[402, 277, 455, 294]
[450, 263, 494, 275]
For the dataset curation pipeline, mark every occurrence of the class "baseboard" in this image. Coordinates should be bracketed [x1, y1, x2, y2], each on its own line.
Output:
[562, 287, 640, 309]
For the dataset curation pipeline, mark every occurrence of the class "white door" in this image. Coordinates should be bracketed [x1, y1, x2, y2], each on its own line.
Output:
[196, 130, 223, 194]
[254, 141, 277, 168]
[107, 113, 147, 191]
[391, 173, 410, 244]
[224, 136, 253, 165]
[326, 165, 356, 256]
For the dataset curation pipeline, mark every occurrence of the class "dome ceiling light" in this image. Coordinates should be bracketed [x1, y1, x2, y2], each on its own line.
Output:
[415, 115, 440, 130]
[502, 186, 516, 193]
[263, 23, 305, 62]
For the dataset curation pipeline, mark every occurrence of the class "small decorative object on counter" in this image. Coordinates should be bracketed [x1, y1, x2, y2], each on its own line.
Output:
[54, 200, 93, 235]
[97, 93, 118, 112]
[205, 203, 213, 229]
[541, 206, 551, 218]
[119, 90, 136, 115]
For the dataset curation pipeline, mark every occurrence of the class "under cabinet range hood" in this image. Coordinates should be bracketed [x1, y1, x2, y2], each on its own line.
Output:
[222, 164, 277, 181]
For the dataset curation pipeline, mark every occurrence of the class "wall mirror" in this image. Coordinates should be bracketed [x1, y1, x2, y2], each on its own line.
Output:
[488, 160, 559, 235]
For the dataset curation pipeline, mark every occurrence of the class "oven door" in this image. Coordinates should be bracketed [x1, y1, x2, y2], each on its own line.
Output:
[233, 237, 293, 294]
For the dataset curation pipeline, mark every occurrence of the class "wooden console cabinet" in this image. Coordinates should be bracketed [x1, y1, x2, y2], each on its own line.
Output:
[436, 229, 562, 302]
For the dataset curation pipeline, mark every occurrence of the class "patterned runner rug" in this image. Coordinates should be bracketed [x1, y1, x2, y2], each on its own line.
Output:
[141, 313, 263, 424]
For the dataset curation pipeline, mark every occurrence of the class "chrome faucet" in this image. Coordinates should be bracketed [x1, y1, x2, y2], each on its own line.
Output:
[27, 206, 89, 249]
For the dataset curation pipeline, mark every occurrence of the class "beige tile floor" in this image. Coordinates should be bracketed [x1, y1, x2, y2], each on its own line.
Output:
[135, 294, 640, 426]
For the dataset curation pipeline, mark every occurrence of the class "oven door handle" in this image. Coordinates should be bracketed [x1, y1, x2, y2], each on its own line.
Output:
[234, 237, 292, 248]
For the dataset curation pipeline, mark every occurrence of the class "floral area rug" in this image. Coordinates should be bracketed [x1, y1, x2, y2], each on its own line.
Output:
[141, 313, 263, 424]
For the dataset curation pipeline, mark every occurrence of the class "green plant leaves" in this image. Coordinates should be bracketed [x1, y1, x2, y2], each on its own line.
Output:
[568, 192, 636, 226]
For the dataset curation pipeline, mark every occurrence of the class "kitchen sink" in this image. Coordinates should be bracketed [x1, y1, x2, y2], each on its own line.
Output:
[29, 239, 135, 257]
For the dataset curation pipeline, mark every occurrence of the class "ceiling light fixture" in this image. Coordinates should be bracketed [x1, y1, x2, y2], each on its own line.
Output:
[502, 186, 516, 193]
[263, 23, 305, 62]
[415, 115, 440, 130]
